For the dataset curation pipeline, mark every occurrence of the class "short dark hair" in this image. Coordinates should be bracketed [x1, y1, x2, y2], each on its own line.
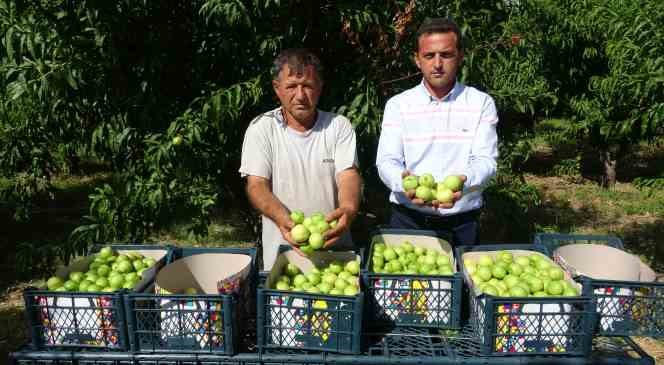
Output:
[416, 17, 463, 51]
[271, 48, 324, 82]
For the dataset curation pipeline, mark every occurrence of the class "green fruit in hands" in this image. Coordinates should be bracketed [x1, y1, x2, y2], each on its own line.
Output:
[418, 173, 435, 188]
[291, 224, 310, 243]
[316, 221, 330, 233]
[402, 175, 419, 190]
[310, 212, 325, 223]
[415, 186, 433, 202]
[308, 232, 324, 250]
[435, 188, 454, 204]
[442, 175, 464, 192]
[329, 219, 338, 229]
[290, 210, 305, 224]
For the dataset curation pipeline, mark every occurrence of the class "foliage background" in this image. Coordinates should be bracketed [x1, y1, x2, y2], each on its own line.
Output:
[0, 0, 662, 272]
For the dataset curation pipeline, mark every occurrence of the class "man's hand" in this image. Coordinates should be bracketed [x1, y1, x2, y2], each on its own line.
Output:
[323, 206, 356, 248]
[275, 214, 308, 256]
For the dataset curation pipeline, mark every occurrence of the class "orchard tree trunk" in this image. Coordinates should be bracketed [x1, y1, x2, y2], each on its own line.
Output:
[599, 143, 626, 188]
[600, 149, 617, 188]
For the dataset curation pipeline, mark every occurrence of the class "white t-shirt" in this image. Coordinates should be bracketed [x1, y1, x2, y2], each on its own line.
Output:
[239, 107, 358, 269]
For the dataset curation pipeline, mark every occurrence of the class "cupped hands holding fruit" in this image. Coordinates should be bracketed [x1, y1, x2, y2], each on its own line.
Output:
[402, 171, 466, 209]
[282, 208, 353, 256]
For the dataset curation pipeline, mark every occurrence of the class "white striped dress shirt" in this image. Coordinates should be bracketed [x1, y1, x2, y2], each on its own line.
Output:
[376, 80, 499, 216]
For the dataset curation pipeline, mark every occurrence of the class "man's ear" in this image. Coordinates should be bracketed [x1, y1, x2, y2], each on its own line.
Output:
[272, 79, 279, 93]
[413, 52, 422, 71]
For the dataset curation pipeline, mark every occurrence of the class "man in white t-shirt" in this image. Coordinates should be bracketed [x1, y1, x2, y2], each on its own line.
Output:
[239, 48, 361, 270]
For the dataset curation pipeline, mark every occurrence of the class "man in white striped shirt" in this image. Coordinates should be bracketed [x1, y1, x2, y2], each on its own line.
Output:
[376, 18, 498, 245]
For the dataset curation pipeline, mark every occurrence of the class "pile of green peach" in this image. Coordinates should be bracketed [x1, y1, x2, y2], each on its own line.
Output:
[371, 241, 454, 275]
[402, 173, 464, 205]
[273, 260, 360, 296]
[464, 251, 580, 297]
[45, 247, 157, 292]
[289, 210, 338, 255]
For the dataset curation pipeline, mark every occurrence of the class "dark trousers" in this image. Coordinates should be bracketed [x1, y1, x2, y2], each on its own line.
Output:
[389, 204, 480, 245]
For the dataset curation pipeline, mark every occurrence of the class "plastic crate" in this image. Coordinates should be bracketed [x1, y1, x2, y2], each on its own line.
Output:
[536, 233, 664, 338]
[362, 229, 462, 330]
[23, 244, 170, 351]
[257, 286, 363, 354]
[533, 233, 624, 256]
[456, 244, 595, 356]
[124, 246, 257, 355]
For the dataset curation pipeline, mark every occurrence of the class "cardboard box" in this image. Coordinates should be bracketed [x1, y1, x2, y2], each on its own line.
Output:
[262, 249, 361, 352]
[553, 244, 657, 333]
[460, 249, 582, 354]
[35, 247, 168, 348]
[365, 232, 457, 327]
[154, 253, 252, 350]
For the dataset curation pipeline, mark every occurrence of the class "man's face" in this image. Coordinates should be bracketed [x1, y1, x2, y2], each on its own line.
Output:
[415, 32, 464, 95]
[272, 64, 322, 124]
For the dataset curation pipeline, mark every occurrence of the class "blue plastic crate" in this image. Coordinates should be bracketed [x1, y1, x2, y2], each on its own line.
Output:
[23, 244, 170, 351]
[455, 244, 595, 356]
[533, 233, 624, 256]
[124, 246, 257, 355]
[257, 286, 363, 354]
[361, 229, 462, 330]
[535, 233, 664, 338]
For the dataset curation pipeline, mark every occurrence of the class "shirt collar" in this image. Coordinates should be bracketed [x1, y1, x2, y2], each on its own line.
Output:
[417, 80, 462, 103]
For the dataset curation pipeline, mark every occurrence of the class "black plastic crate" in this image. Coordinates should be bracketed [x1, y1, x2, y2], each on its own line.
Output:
[362, 229, 462, 330]
[535, 233, 664, 338]
[456, 244, 595, 356]
[124, 246, 256, 355]
[23, 245, 170, 351]
[257, 287, 363, 354]
[581, 278, 664, 337]
[533, 233, 624, 256]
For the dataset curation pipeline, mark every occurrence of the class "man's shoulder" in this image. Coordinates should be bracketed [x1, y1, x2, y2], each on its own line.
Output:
[385, 84, 423, 106]
[318, 110, 352, 129]
[457, 83, 494, 104]
[248, 108, 281, 128]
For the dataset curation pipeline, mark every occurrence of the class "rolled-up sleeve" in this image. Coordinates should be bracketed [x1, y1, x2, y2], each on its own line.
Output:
[376, 99, 406, 192]
[239, 121, 272, 179]
[334, 116, 359, 174]
[463, 96, 498, 190]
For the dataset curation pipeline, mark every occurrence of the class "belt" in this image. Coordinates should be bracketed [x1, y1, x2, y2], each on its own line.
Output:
[392, 203, 480, 229]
